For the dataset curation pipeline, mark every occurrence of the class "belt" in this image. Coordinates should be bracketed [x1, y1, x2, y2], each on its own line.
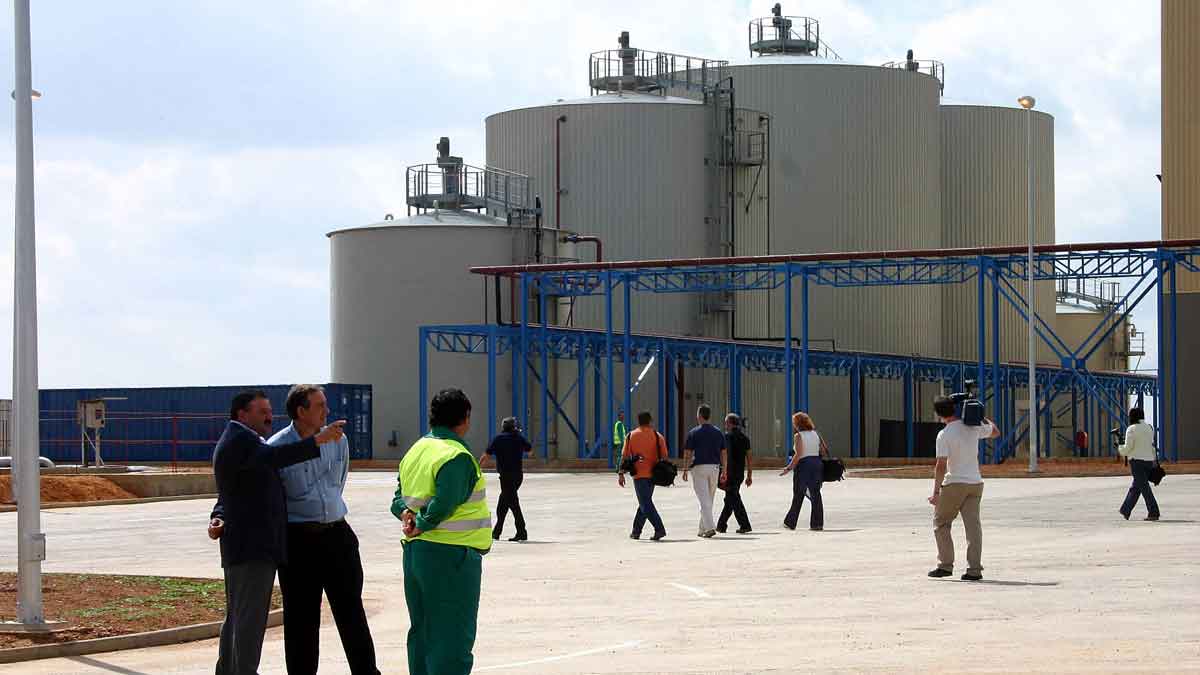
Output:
[290, 518, 346, 533]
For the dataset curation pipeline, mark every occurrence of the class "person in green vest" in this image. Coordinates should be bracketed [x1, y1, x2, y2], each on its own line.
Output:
[612, 410, 627, 470]
[391, 388, 492, 675]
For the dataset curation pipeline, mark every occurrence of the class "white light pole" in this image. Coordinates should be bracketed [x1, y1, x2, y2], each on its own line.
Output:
[11, 0, 46, 627]
[1018, 94, 1038, 473]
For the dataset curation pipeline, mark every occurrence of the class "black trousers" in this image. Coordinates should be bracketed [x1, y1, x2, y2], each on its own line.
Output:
[1120, 458, 1161, 519]
[216, 560, 276, 675]
[494, 471, 527, 537]
[278, 520, 379, 675]
[717, 471, 751, 530]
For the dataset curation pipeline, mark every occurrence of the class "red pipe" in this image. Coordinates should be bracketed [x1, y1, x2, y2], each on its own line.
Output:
[470, 238, 1200, 277]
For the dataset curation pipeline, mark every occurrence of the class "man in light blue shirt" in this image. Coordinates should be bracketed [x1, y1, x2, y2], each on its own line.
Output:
[271, 384, 379, 674]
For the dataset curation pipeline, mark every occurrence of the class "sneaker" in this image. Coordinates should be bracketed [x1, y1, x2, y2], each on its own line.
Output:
[509, 533, 528, 542]
[703, 529, 717, 538]
[1145, 515, 1160, 522]
[651, 532, 667, 541]
[927, 568, 953, 578]
[961, 573, 983, 581]
[1119, 510, 1131, 521]
[736, 527, 753, 534]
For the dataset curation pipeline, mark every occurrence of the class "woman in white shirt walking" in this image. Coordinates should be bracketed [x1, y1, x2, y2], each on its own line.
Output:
[1118, 407, 1160, 521]
[780, 412, 828, 531]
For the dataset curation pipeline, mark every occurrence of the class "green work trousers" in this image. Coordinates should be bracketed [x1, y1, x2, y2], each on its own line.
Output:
[402, 538, 482, 675]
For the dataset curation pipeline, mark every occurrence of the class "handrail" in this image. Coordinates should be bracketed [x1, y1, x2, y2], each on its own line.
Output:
[748, 15, 841, 60]
[882, 59, 945, 94]
[589, 47, 727, 94]
[406, 162, 537, 217]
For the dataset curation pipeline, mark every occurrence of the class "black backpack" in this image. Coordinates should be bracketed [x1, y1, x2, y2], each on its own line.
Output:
[651, 459, 679, 487]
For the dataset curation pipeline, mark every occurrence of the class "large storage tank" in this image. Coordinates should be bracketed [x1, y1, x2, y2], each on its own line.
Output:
[329, 212, 559, 457]
[940, 105, 1056, 365]
[718, 51, 945, 456]
[487, 92, 710, 454]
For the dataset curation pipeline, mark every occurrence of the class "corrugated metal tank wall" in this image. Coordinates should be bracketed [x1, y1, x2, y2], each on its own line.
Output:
[719, 58, 944, 456]
[329, 217, 557, 457]
[940, 105, 1056, 366]
[487, 94, 709, 457]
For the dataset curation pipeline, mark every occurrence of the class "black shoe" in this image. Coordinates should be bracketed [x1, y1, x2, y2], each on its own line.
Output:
[810, 526, 823, 531]
[509, 533, 528, 542]
[651, 532, 667, 541]
[928, 568, 953, 578]
[1145, 515, 1160, 522]
[1119, 510, 1130, 521]
[783, 522, 796, 531]
[961, 573, 983, 581]
[630, 533, 641, 540]
[715, 526, 728, 534]
[736, 527, 752, 534]
[492, 531, 502, 541]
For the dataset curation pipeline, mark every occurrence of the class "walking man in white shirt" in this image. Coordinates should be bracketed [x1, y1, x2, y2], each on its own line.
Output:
[1117, 407, 1160, 521]
[927, 395, 1000, 581]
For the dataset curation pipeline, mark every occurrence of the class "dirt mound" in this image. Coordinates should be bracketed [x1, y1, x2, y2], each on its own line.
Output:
[0, 475, 138, 503]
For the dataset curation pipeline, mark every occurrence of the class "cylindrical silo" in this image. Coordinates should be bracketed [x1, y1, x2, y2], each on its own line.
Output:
[487, 92, 710, 453]
[329, 212, 558, 458]
[720, 54, 945, 457]
[940, 105, 1055, 365]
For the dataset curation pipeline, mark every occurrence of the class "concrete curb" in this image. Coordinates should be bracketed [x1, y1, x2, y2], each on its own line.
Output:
[0, 493, 217, 513]
[0, 608, 282, 664]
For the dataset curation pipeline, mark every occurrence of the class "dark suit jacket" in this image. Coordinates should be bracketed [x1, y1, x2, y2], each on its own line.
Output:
[209, 421, 319, 567]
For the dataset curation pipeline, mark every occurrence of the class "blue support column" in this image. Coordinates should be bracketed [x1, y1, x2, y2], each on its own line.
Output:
[1169, 257, 1179, 462]
[658, 342, 666, 439]
[851, 356, 862, 458]
[540, 281, 550, 460]
[991, 265, 1003, 463]
[731, 344, 742, 414]
[576, 335, 586, 458]
[665, 353, 675, 457]
[519, 274, 530, 434]
[1156, 257, 1166, 455]
[487, 326, 497, 443]
[605, 271, 616, 469]
[784, 263, 794, 456]
[623, 273, 633, 456]
[800, 269, 810, 411]
[593, 354, 602, 457]
[904, 359, 914, 458]
[976, 257, 987, 464]
[418, 327, 429, 433]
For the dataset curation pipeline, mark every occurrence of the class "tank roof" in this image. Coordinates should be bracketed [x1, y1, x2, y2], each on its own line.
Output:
[727, 53, 859, 68]
[328, 210, 512, 237]
[489, 92, 703, 118]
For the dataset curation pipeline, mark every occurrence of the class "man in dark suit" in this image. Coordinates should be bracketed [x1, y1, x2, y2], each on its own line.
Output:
[208, 390, 345, 675]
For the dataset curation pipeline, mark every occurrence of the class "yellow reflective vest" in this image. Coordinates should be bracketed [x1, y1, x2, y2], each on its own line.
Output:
[398, 434, 492, 551]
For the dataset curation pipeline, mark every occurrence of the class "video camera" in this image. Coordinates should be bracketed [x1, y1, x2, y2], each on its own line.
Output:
[949, 380, 985, 427]
[1109, 427, 1124, 444]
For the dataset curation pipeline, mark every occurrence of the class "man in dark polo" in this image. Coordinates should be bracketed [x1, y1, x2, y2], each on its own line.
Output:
[208, 390, 345, 675]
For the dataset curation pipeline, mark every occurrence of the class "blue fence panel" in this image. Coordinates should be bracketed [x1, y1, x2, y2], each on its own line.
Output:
[38, 383, 373, 463]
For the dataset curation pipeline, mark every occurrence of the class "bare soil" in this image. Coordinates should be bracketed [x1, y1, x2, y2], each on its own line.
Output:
[0, 476, 137, 504]
[0, 573, 281, 649]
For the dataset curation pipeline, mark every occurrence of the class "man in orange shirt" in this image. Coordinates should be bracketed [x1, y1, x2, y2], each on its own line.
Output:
[617, 411, 669, 541]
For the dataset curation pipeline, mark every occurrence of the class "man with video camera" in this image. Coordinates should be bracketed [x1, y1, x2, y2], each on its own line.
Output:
[927, 390, 1000, 582]
[617, 410, 669, 541]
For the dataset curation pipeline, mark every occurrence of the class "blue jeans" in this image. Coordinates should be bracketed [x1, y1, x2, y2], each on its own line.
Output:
[631, 478, 666, 537]
[783, 456, 824, 530]
[1120, 459, 1160, 519]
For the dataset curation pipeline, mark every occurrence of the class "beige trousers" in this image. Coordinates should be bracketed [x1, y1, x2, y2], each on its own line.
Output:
[934, 482, 984, 575]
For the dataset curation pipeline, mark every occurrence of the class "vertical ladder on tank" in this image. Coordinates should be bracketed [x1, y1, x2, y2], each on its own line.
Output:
[702, 81, 737, 321]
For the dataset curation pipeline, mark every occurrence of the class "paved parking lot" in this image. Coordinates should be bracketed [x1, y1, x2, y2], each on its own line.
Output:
[3, 471, 1198, 673]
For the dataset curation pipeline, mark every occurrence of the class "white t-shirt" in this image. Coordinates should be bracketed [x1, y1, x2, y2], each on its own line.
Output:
[935, 420, 994, 485]
[795, 430, 821, 458]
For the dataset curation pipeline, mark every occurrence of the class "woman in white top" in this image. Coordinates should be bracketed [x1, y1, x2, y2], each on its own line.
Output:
[1117, 407, 1160, 521]
[780, 412, 828, 531]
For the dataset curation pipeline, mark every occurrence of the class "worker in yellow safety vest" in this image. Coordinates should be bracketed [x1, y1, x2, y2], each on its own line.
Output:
[392, 388, 491, 675]
[613, 410, 627, 470]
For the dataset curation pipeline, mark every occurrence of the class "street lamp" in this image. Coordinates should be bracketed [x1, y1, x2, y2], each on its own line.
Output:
[1018, 95, 1038, 473]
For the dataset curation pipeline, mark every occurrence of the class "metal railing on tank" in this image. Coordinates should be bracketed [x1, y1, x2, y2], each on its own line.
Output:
[588, 48, 727, 95]
[882, 59, 946, 94]
[406, 162, 536, 219]
[748, 15, 841, 60]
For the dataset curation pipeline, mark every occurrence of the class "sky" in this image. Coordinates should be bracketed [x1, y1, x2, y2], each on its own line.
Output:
[0, 0, 1164, 397]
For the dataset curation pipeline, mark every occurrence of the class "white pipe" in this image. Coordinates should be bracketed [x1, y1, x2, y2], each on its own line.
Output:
[12, 0, 45, 625]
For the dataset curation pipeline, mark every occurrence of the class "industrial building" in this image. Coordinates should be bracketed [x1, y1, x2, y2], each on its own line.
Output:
[333, 6, 1181, 461]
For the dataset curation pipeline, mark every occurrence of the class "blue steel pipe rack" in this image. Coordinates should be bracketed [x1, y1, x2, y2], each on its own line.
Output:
[417, 241, 1198, 465]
